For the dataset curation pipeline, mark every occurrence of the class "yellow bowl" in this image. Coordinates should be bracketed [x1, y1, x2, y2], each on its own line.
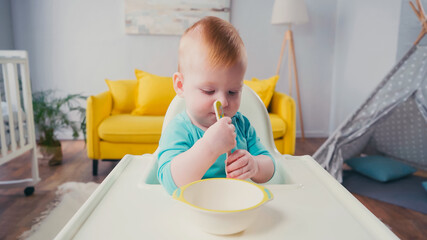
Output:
[173, 178, 273, 235]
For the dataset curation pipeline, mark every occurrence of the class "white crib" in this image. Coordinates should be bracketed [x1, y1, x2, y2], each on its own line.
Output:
[0, 51, 40, 196]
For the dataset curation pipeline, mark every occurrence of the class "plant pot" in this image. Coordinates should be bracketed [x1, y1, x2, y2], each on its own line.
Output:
[38, 144, 63, 166]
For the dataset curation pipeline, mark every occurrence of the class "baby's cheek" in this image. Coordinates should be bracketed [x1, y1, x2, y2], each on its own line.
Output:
[195, 100, 212, 112]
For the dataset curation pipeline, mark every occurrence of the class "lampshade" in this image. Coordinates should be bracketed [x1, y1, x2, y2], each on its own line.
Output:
[271, 0, 309, 25]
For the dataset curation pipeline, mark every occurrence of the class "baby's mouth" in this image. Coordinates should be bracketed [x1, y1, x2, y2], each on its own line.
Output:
[210, 112, 226, 117]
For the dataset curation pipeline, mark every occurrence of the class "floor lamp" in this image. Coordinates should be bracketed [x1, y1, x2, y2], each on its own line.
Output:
[272, 0, 308, 141]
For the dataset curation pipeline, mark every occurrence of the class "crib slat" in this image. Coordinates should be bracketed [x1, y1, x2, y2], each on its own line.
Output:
[0, 177, 37, 188]
[20, 54, 40, 182]
[3, 63, 17, 153]
[12, 63, 25, 148]
[0, 50, 40, 191]
[0, 64, 8, 156]
[0, 58, 26, 64]
[21, 62, 36, 149]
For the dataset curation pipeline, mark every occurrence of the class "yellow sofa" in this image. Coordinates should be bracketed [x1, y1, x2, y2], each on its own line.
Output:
[86, 74, 296, 175]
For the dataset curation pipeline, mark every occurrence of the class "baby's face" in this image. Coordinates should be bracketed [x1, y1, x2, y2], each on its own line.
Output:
[179, 55, 245, 131]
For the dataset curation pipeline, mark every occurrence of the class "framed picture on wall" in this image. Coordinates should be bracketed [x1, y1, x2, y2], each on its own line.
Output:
[125, 0, 231, 35]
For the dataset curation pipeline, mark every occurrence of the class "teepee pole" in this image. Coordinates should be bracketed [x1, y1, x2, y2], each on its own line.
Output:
[410, 0, 427, 45]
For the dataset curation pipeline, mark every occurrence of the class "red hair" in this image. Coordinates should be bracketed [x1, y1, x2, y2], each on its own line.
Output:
[178, 16, 246, 71]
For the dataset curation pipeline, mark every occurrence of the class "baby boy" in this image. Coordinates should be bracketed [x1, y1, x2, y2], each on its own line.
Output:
[157, 16, 275, 195]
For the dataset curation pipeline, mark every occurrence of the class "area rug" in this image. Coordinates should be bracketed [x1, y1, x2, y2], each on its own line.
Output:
[19, 182, 99, 240]
[342, 170, 427, 214]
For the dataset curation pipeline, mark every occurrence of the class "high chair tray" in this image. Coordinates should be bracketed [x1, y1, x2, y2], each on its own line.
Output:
[55, 154, 398, 240]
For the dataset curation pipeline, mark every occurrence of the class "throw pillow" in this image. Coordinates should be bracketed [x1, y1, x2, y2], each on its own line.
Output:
[132, 69, 176, 116]
[422, 182, 427, 192]
[345, 155, 417, 182]
[105, 79, 137, 115]
[244, 75, 279, 108]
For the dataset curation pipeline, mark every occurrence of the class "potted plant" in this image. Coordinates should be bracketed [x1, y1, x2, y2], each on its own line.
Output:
[32, 90, 86, 166]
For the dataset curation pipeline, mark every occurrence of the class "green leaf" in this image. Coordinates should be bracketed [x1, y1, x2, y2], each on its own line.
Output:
[32, 90, 87, 146]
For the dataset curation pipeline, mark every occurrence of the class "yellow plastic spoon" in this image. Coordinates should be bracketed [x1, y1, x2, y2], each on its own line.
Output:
[213, 100, 230, 177]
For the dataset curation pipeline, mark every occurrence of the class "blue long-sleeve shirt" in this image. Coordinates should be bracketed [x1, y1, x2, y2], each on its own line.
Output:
[157, 111, 275, 195]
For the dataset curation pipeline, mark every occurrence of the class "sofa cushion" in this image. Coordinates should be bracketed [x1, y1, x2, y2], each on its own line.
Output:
[105, 79, 137, 114]
[98, 114, 164, 143]
[99, 113, 286, 143]
[132, 69, 176, 116]
[244, 75, 279, 108]
[269, 113, 286, 139]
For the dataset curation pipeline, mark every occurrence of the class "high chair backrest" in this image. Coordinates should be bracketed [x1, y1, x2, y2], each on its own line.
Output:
[157, 85, 282, 160]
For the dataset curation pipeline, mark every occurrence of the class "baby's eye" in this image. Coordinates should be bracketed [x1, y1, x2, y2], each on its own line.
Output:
[228, 91, 238, 96]
[202, 90, 215, 95]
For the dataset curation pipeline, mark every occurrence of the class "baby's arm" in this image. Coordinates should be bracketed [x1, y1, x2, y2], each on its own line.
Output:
[226, 150, 274, 183]
[171, 117, 236, 187]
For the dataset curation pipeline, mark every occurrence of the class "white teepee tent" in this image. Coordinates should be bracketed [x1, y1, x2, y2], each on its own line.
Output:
[314, 1, 427, 182]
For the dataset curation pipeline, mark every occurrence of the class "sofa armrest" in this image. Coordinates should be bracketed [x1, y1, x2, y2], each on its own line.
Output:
[269, 91, 296, 155]
[86, 91, 112, 159]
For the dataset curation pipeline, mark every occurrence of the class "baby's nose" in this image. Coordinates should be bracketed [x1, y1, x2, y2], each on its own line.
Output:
[217, 94, 228, 107]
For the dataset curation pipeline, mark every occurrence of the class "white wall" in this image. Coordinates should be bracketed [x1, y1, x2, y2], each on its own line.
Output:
[329, 0, 402, 132]
[11, 0, 338, 139]
[0, 0, 14, 49]
[9, 0, 411, 139]
[232, 0, 338, 137]
[11, 0, 180, 96]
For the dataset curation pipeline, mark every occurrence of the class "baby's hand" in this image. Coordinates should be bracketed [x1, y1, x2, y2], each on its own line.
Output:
[203, 117, 236, 156]
[226, 150, 259, 179]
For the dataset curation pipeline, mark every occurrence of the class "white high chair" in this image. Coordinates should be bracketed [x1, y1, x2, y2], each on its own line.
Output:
[160, 85, 278, 156]
[56, 86, 398, 240]
[156, 85, 285, 184]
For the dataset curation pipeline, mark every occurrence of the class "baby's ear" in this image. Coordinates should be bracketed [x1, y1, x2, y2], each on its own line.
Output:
[173, 72, 184, 97]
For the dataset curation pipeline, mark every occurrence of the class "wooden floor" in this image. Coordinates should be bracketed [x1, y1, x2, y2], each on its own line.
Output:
[0, 139, 426, 240]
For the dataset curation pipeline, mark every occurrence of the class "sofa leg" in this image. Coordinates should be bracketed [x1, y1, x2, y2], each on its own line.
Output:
[93, 159, 99, 176]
